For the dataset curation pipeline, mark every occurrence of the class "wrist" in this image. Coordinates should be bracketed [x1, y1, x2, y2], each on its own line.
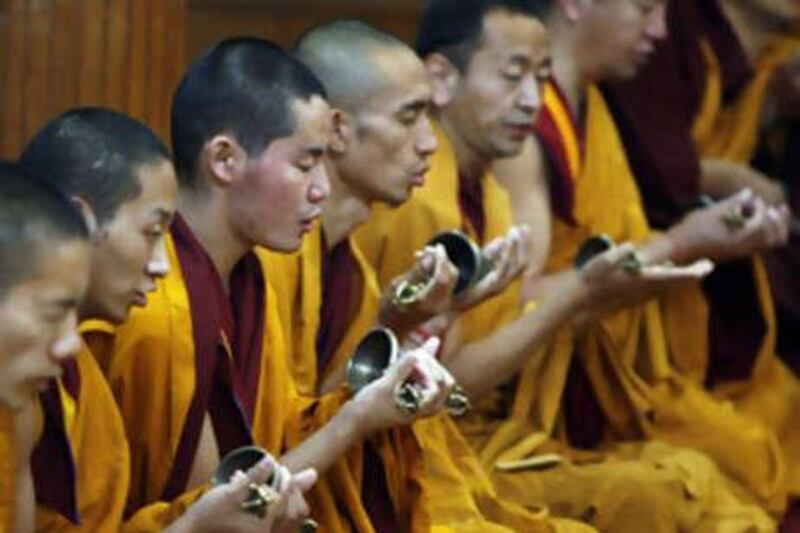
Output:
[338, 397, 373, 442]
[664, 221, 697, 264]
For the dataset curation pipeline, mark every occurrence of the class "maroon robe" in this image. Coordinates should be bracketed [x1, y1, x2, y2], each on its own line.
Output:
[601, 0, 771, 388]
[317, 231, 400, 532]
[30, 362, 81, 523]
[533, 87, 609, 449]
[162, 215, 256, 501]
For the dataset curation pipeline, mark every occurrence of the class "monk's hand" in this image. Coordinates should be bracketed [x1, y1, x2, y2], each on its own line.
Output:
[455, 225, 531, 311]
[379, 245, 458, 335]
[671, 189, 790, 263]
[271, 468, 318, 533]
[174, 455, 290, 532]
[575, 242, 714, 319]
[352, 337, 448, 433]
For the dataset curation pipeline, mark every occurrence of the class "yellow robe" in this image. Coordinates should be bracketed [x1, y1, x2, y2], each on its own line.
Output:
[357, 114, 779, 530]
[91, 232, 345, 524]
[0, 406, 21, 530]
[692, 35, 800, 496]
[268, 224, 583, 532]
[261, 229, 428, 532]
[355, 124, 597, 531]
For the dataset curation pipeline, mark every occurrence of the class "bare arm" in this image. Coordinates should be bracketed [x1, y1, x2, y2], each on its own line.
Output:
[493, 136, 553, 276]
[700, 158, 785, 205]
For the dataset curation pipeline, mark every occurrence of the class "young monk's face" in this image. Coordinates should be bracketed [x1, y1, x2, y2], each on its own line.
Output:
[577, 0, 667, 80]
[443, 9, 550, 161]
[231, 95, 331, 253]
[337, 48, 438, 207]
[0, 239, 88, 410]
[85, 159, 177, 323]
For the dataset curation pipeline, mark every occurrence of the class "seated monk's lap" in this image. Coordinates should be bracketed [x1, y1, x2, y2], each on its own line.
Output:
[491, 441, 775, 533]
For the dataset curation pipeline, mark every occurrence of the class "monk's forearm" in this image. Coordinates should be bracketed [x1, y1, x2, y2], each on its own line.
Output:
[700, 159, 785, 205]
[279, 401, 365, 476]
[449, 272, 584, 400]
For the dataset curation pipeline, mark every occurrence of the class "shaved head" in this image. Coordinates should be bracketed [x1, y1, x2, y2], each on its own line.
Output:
[0, 161, 88, 299]
[295, 20, 419, 115]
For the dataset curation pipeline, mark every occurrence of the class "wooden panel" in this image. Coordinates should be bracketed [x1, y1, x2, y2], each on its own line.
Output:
[186, 1, 422, 62]
[0, 0, 186, 159]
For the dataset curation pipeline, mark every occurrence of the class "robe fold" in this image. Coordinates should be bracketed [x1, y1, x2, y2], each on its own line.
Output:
[604, 0, 800, 500]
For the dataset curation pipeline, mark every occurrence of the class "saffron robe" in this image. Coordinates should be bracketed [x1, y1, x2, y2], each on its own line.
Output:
[267, 222, 585, 532]
[605, 0, 800, 499]
[8, 327, 202, 532]
[692, 31, 800, 498]
[357, 110, 779, 530]
[518, 80, 781, 522]
[92, 216, 273, 515]
[261, 228, 425, 532]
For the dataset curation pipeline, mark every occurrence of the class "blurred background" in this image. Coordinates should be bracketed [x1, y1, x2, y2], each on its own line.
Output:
[0, 0, 424, 158]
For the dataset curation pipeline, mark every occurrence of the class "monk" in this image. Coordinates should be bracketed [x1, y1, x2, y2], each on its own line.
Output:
[91, 37, 453, 531]
[18, 108, 315, 531]
[260, 19, 603, 532]
[604, 0, 800, 506]
[489, 0, 796, 527]
[357, 0, 782, 530]
[0, 161, 90, 533]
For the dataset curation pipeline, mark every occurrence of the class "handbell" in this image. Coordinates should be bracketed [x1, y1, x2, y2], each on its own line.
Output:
[347, 328, 471, 416]
[346, 327, 399, 393]
[212, 446, 283, 520]
[574, 234, 641, 273]
[212, 445, 284, 489]
[427, 230, 493, 296]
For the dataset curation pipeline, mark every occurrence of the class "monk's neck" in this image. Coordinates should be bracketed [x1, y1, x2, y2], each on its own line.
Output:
[320, 169, 371, 250]
[722, 1, 784, 63]
[178, 189, 250, 290]
[437, 113, 490, 180]
[550, 21, 592, 114]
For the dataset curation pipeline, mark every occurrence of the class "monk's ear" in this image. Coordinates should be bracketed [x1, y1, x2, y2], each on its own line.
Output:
[425, 53, 460, 108]
[70, 196, 99, 238]
[329, 108, 351, 156]
[202, 134, 246, 187]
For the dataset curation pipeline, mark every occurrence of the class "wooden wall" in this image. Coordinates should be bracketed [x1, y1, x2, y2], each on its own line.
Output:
[0, 0, 423, 159]
[0, 0, 186, 159]
[186, 0, 422, 62]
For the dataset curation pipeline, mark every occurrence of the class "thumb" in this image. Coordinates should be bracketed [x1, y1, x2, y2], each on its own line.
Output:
[483, 237, 506, 261]
[386, 352, 419, 384]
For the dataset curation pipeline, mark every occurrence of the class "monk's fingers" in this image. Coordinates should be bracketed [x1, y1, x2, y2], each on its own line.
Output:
[581, 242, 636, 281]
[288, 469, 318, 495]
[412, 245, 438, 278]
[283, 490, 311, 523]
[639, 259, 715, 281]
[243, 455, 278, 487]
[482, 236, 507, 262]
[765, 205, 790, 246]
